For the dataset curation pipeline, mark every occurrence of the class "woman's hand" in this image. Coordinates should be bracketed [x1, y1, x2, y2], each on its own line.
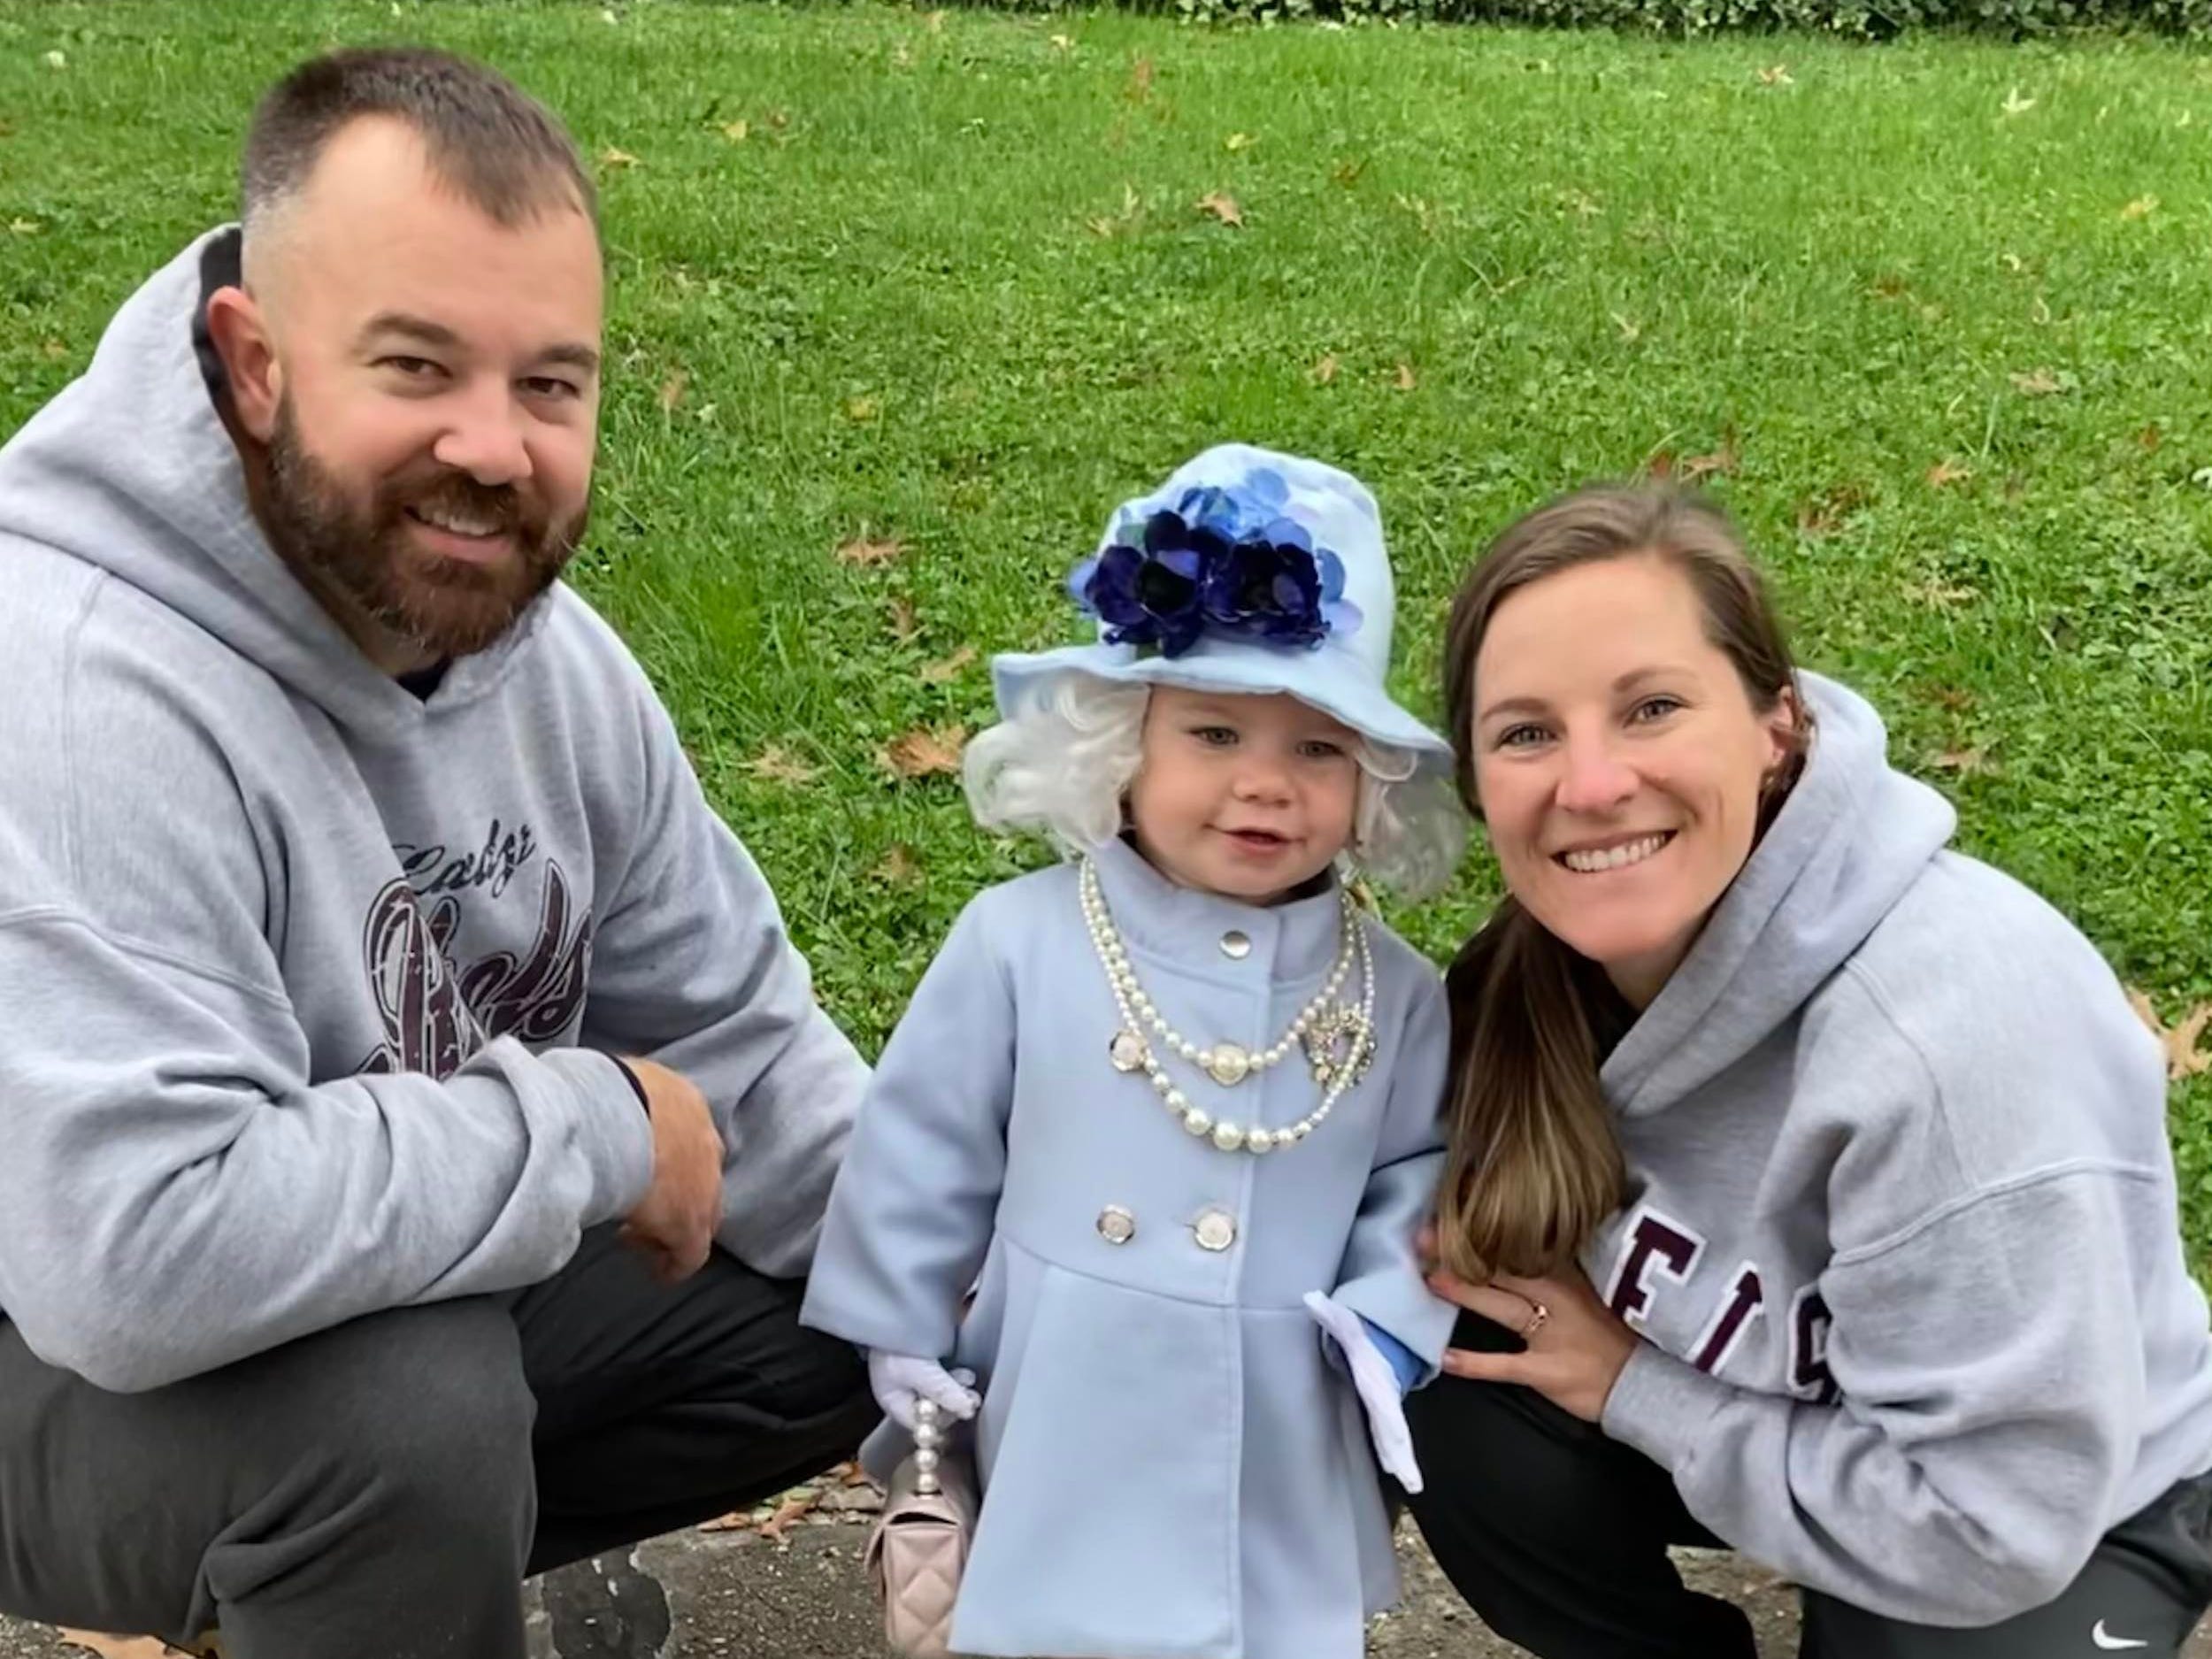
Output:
[1425, 1262, 1642, 1425]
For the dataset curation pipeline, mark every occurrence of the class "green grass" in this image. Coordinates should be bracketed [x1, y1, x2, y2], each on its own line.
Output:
[5, 0, 2212, 1256]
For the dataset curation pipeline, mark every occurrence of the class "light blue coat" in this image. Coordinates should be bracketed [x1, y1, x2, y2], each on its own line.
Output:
[803, 837, 1454, 1659]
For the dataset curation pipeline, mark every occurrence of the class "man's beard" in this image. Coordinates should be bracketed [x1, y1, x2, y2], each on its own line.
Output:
[259, 397, 587, 663]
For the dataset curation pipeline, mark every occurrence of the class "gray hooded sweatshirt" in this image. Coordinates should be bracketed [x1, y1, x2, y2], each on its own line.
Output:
[0, 230, 864, 1393]
[1594, 671, 2212, 1624]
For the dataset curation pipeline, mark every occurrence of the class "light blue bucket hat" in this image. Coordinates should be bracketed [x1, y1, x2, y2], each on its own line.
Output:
[990, 443, 1452, 774]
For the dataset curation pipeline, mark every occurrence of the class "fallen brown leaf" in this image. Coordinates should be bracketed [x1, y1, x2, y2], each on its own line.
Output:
[1795, 483, 1867, 537]
[846, 395, 881, 423]
[697, 1509, 756, 1533]
[1312, 353, 1340, 385]
[2138, 424, 2164, 452]
[872, 845, 923, 886]
[744, 744, 819, 787]
[1197, 191, 1243, 228]
[1932, 747, 1988, 774]
[41, 338, 67, 361]
[1050, 33, 1075, 50]
[920, 644, 978, 684]
[1647, 451, 1678, 480]
[887, 596, 921, 642]
[1901, 578, 1978, 610]
[2008, 368, 2064, 396]
[836, 531, 908, 567]
[1924, 459, 1972, 489]
[55, 1636, 187, 1659]
[757, 1489, 822, 1543]
[1330, 157, 1367, 188]
[2128, 989, 2212, 1080]
[1394, 361, 1417, 392]
[1681, 440, 1739, 481]
[1756, 65, 1793, 85]
[720, 119, 750, 142]
[1225, 131, 1256, 151]
[1932, 686, 1976, 714]
[1126, 57, 1154, 101]
[2122, 195, 2160, 220]
[598, 146, 640, 169]
[883, 725, 967, 779]
[657, 370, 687, 412]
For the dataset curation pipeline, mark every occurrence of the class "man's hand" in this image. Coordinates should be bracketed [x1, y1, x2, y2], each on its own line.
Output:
[619, 1058, 725, 1284]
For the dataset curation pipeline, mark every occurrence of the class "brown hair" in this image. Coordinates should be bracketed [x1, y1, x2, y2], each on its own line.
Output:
[1433, 485, 1809, 1281]
[241, 48, 595, 239]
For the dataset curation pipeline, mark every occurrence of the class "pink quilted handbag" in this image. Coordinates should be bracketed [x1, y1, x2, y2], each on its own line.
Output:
[866, 1400, 979, 1659]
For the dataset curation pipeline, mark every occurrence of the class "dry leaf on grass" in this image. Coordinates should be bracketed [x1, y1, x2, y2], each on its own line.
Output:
[598, 147, 640, 169]
[1924, 459, 1972, 489]
[2009, 368, 2065, 396]
[1225, 131, 1256, 151]
[1756, 65, 1793, 86]
[920, 645, 978, 684]
[1311, 353, 1339, 385]
[883, 725, 967, 779]
[744, 744, 819, 787]
[1393, 362, 1417, 392]
[41, 339, 68, 361]
[1931, 747, 1988, 774]
[2129, 990, 2212, 1080]
[847, 395, 881, 423]
[1050, 33, 1075, 50]
[1126, 57, 1154, 101]
[2122, 195, 2160, 220]
[657, 370, 687, 413]
[721, 119, 750, 142]
[1901, 578, 1978, 610]
[1681, 441, 1739, 482]
[872, 845, 923, 886]
[1197, 192, 1243, 228]
[836, 531, 908, 567]
[2001, 88, 2037, 115]
[1796, 484, 1867, 537]
[887, 596, 921, 643]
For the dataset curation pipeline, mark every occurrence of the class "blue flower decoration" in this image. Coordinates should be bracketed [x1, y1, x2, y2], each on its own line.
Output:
[1067, 468, 1363, 658]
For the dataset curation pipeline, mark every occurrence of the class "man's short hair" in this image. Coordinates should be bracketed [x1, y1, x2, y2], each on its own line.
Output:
[241, 47, 595, 240]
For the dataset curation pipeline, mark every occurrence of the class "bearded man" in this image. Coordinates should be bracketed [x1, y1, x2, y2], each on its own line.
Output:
[0, 47, 873, 1657]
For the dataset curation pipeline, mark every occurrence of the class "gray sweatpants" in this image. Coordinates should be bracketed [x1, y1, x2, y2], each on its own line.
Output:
[0, 1225, 875, 1658]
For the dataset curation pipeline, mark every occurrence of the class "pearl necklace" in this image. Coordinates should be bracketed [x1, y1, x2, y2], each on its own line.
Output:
[1079, 856, 1376, 1156]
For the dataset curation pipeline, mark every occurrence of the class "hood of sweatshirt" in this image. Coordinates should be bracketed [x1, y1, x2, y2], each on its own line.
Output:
[1601, 671, 1958, 1118]
[0, 227, 554, 741]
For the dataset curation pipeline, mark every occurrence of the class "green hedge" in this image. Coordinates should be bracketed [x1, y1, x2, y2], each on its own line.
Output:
[1155, 0, 2212, 35]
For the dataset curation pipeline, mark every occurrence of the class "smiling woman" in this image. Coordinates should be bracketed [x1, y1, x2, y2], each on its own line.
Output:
[1406, 484, 2212, 1659]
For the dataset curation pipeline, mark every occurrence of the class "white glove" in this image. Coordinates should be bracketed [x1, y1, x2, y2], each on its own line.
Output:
[868, 1350, 980, 1432]
[1303, 1291, 1423, 1494]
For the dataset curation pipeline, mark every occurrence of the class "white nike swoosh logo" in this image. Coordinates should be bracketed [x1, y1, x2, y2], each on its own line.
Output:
[2093, 1620, 2151, 1650]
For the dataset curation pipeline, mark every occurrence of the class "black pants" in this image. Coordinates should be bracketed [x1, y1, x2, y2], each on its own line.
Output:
[1406, 1313, 2212, 1659]
[0, 1225, 874, 1658]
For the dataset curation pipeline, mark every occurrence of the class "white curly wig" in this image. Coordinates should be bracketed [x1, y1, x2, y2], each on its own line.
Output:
[963, 672, 1466, 900]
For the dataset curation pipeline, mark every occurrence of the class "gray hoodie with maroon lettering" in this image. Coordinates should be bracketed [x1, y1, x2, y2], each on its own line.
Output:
[0, 229, 864, 1392]
[1591, 669, 2212, 1624]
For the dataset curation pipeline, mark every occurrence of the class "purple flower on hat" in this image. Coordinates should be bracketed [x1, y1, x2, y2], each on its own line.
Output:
[1067, 541, 1210, 657]
[1068, 466, 1363, 659]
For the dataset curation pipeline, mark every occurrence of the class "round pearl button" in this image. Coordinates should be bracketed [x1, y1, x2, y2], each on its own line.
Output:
[1192, 1209, 1237, 1252]
[1096, 1205, 1136, 1245]
[1219, 930, 1252, 960]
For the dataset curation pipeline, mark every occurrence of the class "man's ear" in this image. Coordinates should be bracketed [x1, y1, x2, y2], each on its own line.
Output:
[204, 285, 281, 442]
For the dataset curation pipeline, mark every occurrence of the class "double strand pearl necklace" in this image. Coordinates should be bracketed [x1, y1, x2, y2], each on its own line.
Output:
[1079, 856, 1375, 1156]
